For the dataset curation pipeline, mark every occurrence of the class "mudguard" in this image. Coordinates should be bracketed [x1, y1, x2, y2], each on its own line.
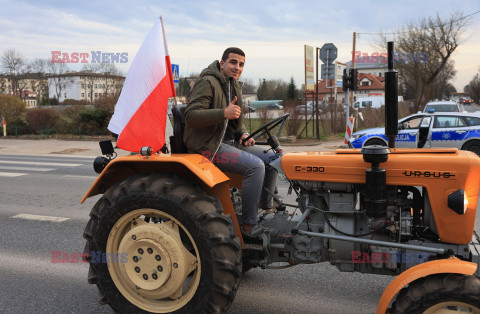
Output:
[376, 257, 477, 314]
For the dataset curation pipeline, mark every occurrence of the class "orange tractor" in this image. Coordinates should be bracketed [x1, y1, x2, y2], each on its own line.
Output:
[81, 44, 480, 313]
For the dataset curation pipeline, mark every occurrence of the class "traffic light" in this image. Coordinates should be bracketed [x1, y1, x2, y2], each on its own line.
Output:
[342, 68, 358, 91]
[342, 69, 350, 92]
[350, 68, 358, 91]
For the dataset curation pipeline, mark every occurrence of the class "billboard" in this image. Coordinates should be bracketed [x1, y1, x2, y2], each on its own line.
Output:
[304, 45, 314, 91]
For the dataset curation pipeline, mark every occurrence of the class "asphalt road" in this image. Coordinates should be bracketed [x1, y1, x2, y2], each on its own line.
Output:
[0, 153, 477, 313]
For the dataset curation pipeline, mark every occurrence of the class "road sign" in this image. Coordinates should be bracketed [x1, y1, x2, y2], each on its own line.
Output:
[319, 43, 337, 64]
[321, 64, 335, 80]
[335, 62, 347, 83]
[172, 64, 179, 83]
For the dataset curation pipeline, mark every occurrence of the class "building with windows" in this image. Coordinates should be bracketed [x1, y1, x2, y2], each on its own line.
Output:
[0, 73, 46, 108]
[355, 73, 385, 98]
[47, 71, 125, 103]
[307, 73, 385, 104]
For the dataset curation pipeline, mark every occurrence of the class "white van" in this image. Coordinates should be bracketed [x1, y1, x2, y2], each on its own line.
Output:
[353, 97, 384, 109]
[353, 96, 404, 109]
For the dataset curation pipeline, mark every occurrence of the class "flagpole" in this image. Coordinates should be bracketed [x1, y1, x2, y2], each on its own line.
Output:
[160, 16, 178, 107]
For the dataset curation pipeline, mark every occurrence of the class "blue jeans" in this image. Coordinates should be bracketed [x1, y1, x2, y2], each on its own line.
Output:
[213, 140, 278, 225]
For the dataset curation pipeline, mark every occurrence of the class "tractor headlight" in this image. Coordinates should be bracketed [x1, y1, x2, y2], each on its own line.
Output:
[93, 156, 110, 174]
[448, 189, 468, 215]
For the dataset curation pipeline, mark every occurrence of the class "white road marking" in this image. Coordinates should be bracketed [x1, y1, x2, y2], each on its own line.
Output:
[0, 252, 87, 279]
[0, 160, 82, 167]
[0, 165, 54, 172]
[12, 214, 70, 222]
[0, 172, 26, 177]
[64, 175, 97, 179]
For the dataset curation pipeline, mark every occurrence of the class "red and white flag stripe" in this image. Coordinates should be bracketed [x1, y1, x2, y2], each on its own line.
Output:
[345, 117, 355, 144]
[108, 16, 176, 153]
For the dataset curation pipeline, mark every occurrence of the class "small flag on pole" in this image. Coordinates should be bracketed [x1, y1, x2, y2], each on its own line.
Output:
[108, 16, 176, 153]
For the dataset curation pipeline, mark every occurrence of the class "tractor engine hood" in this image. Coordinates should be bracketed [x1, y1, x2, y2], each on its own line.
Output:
[279, 148, 474, 184]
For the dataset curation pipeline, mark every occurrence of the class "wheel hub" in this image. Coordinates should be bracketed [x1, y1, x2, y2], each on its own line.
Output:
[116, 221, 197, 299]
[425, 301, 480, 314]
[120, 237, 172, 290]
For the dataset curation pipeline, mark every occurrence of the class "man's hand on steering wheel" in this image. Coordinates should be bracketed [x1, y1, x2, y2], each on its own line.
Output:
[239, 133, 255, 147]
[239, 113, 289, 150]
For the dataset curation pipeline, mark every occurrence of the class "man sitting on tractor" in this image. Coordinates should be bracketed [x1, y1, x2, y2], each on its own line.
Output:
[183, 47, 277, 237]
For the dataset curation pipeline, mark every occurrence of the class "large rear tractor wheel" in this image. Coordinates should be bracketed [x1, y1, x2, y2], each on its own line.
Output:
[391, 273, 480, 313]
[83, 173, 242, 313]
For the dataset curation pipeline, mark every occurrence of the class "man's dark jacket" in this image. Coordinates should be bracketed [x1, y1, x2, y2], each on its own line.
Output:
[183, 60, 248, 158]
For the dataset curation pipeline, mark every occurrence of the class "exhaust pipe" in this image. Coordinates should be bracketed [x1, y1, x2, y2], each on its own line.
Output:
[385, 41, 398, 148]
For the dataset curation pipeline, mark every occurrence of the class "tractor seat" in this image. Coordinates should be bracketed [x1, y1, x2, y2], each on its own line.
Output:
[170, 103, 188, 154]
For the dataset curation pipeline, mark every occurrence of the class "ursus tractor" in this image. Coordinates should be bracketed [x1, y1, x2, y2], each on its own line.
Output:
[81, 44, 480, 313]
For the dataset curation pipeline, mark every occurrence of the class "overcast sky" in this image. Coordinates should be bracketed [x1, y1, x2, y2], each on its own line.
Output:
[1, 0, 479, 92]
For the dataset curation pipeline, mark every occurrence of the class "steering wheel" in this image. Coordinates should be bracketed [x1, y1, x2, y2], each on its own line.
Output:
[241, 113, 290, 147]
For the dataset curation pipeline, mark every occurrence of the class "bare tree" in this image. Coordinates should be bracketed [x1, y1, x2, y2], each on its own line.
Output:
[430, 60, 457, 100]
[81, 63, 123, 102]
[377, 11, 469, 111]
[96, 63, 122, 96]
[81, 64, 101, 102]
[17, 72, 31, 100]
[464, 73, 480, 104]
[241, 78, 256, 94]
[47, 61, 73, 101]
[0, 48, 27, 97]
[30, 58, 50, 105]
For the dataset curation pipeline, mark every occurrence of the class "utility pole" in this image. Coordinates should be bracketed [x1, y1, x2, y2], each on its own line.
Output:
[352, 31, 357, 129]
[315, 47, 320, 139]
[352, 31, 356, 103]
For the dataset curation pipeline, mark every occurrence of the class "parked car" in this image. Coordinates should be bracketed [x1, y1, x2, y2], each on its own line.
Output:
[348, 112, 480, 155]
[265, 103, 284, 110]
[243, 105, 256, 112]
[295, 103, 314, 114]
[423, 100, 462, 113]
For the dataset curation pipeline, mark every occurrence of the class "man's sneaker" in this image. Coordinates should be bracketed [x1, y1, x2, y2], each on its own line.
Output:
[241, 224, 264, 238]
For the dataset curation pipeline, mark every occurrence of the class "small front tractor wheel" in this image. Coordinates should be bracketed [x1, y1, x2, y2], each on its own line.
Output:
[83, 173, 242, 313]
[391, 273, 480, 313]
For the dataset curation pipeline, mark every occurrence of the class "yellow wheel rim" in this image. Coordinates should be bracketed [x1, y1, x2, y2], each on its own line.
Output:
[424, 301, 480, 314]
[106, 209, 201, 313]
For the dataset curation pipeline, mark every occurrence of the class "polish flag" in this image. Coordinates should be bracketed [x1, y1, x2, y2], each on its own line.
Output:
[108, 16, 176, 153]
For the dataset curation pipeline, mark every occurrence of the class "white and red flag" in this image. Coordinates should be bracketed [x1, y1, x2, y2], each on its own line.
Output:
[108, 16, 176, 153]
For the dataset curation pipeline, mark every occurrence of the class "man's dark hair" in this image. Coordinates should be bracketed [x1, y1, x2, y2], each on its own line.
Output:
[221, 47, 245, 61]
